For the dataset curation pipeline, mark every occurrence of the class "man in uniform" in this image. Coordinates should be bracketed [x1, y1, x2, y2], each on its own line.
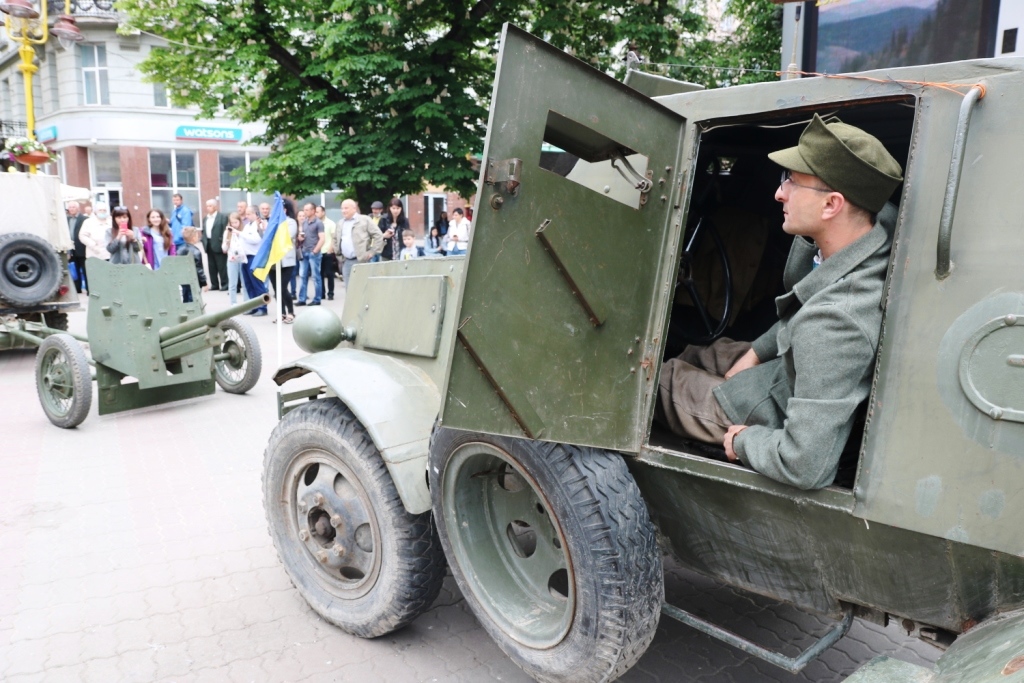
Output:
[656, 115, 903, 490]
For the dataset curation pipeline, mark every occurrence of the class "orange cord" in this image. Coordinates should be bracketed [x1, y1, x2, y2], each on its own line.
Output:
[776, 70, 986, 99]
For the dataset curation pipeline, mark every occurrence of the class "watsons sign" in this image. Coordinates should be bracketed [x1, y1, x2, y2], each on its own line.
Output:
[175, 126, 243, 142]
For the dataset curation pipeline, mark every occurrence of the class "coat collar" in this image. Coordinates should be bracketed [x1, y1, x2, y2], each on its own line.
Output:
[789, 219, 890, 305]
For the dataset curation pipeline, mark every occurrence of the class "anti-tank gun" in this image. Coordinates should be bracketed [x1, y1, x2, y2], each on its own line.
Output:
[1, 256, 265, 428]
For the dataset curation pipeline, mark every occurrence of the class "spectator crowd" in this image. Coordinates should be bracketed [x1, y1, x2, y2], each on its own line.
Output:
[66, 194, 472, 325]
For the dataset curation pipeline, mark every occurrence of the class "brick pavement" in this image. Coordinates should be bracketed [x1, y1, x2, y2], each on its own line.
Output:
[0, 290, 940, 682]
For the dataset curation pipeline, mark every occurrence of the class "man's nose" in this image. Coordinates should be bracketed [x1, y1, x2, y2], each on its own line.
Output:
[775, 185, 786, 202]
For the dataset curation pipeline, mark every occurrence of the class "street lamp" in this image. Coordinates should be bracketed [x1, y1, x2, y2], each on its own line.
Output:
[1, 0, 83, 172]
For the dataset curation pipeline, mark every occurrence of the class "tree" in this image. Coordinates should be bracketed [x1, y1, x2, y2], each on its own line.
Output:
[118, 0, 714, 204]
[639, 0, 782, 89]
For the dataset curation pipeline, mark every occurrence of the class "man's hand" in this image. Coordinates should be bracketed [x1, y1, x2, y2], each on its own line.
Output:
[725, 348, 760, 379]
[724, 425, 748, 462]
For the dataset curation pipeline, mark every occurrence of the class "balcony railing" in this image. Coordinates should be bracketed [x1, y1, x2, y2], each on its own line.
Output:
[47, 0, 117, 20]
[0, 120, 29, 138]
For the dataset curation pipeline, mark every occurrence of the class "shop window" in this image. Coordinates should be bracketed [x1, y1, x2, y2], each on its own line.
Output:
[92, 149, 121, 184]
[150, 150, 200, 217]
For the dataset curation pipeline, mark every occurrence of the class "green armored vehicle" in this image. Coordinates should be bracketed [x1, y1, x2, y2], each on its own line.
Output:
[264, 26, 1024, 683]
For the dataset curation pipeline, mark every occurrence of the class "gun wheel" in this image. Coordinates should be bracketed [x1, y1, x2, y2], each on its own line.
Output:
[35, 333, 92, 428]
[263, 398, 446, 637]
[215, 318, 262, 394]
[428, 428, 663, 683]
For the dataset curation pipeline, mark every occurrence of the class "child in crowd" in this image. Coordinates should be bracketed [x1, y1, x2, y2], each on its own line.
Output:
[424, 225, 445, 257]
[180, 227, 209, 292]
[399, 231, 424, 260]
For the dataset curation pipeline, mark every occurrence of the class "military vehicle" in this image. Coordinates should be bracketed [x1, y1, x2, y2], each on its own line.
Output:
[0, 172, 80, 343]
[0, 256, 265, 428]
[263, 25, 1024, 683]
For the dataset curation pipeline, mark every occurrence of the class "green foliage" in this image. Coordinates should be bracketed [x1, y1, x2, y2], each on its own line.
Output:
[645, 0, 782, 90]
[117, 0, 780, 203]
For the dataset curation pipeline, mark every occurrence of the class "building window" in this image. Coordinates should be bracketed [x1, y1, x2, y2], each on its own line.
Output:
[219, 152, 272, 214]
[153, 82, 170, 108]
[47, 52, 59, 113]
[92, 149, 121, 184]
[1, 78, 11, 122]
[1003, 28, 1018, 54]
[79, 44, 110, 106]
[150, 150, 199, 217]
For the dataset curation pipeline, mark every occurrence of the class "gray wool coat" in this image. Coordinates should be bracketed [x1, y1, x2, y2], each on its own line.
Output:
[713, 204, 896, 490]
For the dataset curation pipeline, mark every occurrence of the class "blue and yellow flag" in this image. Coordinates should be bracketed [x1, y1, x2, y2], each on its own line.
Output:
[251, 192, 292, 282]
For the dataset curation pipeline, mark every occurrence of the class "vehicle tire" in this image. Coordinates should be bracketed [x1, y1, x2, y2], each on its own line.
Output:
[214, 318, 261, 394]
[35, 333, 92, 428]
[428, 428, 663, 683]
[263, 398, 446, 637]
[0, 233, 62, 307]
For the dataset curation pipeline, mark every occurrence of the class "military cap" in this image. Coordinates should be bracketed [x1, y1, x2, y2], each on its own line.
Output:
[371, 200, 384, 209]
[769, 114, 903, 213]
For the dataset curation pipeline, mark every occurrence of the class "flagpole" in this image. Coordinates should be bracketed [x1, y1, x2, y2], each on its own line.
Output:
[276, 262, 283, 370]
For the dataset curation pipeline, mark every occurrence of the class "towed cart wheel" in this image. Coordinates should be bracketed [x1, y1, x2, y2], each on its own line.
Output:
[428, 428, 663, 683]
[35, 333, 92, 428]
[263, 398, 446, 637]
[214, 318, 262, 394]
[0, 233, 62, 307]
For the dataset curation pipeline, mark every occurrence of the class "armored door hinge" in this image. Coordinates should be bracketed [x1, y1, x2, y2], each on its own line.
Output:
[484, 158, 523, 195]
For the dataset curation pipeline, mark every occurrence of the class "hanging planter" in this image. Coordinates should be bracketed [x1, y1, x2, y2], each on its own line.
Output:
[14, 150, 54, 166]
[2, 137, 57, 166]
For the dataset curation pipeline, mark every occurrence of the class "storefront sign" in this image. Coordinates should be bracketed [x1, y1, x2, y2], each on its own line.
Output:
[174, 125, 243, 142]
[35, 126, 58, 142]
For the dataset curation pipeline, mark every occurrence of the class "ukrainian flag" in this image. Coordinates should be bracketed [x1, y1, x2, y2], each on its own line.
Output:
[252, 192, 292, 281]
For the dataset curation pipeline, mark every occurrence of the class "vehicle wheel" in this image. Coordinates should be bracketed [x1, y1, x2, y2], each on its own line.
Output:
[35, 333, 92, 428]
[0, 233, 62, 307]
[214, 318, 261, 394]
[428, 428, 663, 683]
[263, 398, 446, 637]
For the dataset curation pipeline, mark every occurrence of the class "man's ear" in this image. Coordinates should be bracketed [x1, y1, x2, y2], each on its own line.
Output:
[820, 191, 846, 221]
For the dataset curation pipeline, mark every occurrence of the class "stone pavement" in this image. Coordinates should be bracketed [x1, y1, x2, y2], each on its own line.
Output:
[0, 287, 940, 682]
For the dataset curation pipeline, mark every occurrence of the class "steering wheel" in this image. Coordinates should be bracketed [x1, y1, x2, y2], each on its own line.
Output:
[676, 215, 733, 345]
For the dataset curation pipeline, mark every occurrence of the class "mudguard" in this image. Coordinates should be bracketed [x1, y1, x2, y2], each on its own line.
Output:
[274, 348, 439, 514]
[846, 609, 1024, 683]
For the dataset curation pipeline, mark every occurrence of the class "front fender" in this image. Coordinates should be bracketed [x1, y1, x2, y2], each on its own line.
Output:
[274, 348, 437, 514]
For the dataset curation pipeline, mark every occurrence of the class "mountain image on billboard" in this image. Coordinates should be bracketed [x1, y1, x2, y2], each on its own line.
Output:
[816, 0, 986, 73]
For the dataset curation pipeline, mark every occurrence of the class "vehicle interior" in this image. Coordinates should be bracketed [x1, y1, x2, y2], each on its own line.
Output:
[647, 96, 918, 488]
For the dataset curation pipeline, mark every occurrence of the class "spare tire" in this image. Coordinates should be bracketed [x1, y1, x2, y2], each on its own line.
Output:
[0, 232, 63, 307]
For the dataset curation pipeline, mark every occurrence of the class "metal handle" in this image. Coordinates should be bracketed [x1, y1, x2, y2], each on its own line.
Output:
[935, 86, 984, 280]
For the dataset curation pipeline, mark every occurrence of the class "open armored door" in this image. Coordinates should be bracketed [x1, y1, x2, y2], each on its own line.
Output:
[441, 25, 687, 453]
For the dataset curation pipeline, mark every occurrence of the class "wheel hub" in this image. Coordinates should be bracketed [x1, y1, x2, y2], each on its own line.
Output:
[442, 443, 575, 650]
[293, 457, 380, 591]
[221, 339, 244, 369]
[4, 253, 41, 287]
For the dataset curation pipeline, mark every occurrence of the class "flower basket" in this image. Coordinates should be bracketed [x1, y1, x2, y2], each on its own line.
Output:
[3, 137, 57, 165]
[14, 151, 53, 166]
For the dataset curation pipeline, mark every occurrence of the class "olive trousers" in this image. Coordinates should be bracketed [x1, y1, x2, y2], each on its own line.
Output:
[655, 338, 752, 445]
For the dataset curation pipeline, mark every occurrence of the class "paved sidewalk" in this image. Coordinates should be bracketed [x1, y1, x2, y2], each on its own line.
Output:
[0, 289, 940, 682]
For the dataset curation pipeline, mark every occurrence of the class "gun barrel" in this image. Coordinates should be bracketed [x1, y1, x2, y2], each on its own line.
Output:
[158, 294, 270, 342]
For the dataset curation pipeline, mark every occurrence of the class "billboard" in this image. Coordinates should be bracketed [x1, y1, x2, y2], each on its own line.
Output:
[813, 0, 1000, 74]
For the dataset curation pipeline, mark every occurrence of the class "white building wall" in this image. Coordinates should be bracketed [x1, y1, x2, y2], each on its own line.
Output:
[997, 0, 1024, 57]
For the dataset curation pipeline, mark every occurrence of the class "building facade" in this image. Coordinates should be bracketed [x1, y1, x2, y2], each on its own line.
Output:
[0, 0, 272, 227]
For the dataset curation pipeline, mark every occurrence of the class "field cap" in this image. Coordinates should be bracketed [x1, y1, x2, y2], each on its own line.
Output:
[769, 114, 903, 213]
[371, 201, 384, 209]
